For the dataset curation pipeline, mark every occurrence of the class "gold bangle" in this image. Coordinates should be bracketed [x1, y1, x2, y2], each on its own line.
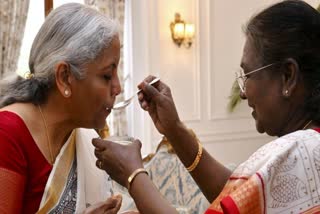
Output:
[186, 142, 203, 172]
[127, 168, 148, 191]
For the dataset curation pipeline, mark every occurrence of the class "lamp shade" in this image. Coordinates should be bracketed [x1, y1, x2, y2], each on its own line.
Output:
[173, 23, 185, 39]
[184, 24, 195, 39]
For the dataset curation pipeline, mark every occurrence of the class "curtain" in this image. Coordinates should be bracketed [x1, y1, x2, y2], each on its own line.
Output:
[0, 0, 29, 77]
[85, 0, 128, 136]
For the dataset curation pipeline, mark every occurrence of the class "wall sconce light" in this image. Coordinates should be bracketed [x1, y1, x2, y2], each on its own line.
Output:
[170, 13, 195, 48]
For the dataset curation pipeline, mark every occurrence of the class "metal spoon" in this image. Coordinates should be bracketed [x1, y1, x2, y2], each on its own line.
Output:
[112, 77, 160, 110]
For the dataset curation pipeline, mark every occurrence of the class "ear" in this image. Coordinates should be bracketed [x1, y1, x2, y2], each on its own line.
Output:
[55, 62, 74, 98]
[281, 58, 300, 98]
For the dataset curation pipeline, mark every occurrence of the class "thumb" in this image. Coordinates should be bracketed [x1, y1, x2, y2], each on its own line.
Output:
[139, 81, 161, 100]
[92, 138, 109, 150]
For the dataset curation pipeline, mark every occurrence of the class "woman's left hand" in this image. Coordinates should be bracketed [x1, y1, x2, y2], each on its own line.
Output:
[92, 138, 144, 188]
[83, 195, 122, 214]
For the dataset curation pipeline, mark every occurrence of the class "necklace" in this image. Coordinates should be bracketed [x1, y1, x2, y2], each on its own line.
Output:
[38, 105, 54, 164]
[302, 120, 313, 130]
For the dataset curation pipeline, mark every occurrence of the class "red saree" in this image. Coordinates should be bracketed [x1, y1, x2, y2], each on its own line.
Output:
[0, 111, 52, 213]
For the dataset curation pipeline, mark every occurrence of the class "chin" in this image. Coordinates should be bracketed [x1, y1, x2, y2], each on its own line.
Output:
[256, 121, 279, 137]
[96, 120, 107, 129]
[85, 118, 106, 130]
[255, 120, 265, 134]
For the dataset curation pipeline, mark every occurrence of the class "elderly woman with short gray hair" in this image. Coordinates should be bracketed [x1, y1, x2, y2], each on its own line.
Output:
[0, 3, 125, 213]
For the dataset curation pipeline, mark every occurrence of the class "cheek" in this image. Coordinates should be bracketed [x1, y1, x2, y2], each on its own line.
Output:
[245, 78, 274, 103]
[93, 84, 114, 106]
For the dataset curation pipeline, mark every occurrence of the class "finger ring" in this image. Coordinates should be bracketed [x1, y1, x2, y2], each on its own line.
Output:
[98, 160, 103, 169]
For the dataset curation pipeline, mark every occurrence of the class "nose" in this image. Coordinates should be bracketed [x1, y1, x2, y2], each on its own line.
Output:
[112, 74, 121, 96]
[240, 90, 247, 100]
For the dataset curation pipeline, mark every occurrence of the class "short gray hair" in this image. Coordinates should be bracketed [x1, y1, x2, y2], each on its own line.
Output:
[0, 3, 119, 107]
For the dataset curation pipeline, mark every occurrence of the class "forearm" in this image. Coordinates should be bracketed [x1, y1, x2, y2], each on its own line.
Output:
[165, 122, 232, 202]
[129, 173, 178, 214]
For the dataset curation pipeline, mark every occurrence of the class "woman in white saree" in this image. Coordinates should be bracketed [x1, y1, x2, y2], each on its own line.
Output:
[93, 1, 320, 213]
[0, 3, 128, 213]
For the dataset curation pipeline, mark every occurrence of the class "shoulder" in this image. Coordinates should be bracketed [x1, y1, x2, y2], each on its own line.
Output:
[250, 129, 320, 180]
[0, 111, 30, 142]
[234, 130, 319, 175]
[273, 129, 320, 151]
[260, 130, 320, 212]
[0, 111, 29, 174]
[255, 129, 318, 157]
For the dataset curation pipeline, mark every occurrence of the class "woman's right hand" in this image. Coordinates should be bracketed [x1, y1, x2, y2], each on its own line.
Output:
[137, 76, 182, 136]
[92, 138, 144, 188]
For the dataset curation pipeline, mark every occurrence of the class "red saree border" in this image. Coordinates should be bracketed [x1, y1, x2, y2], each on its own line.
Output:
[204, 208, 223, 214]
[220, 196, 240, 214]
[229, 176, 248, 180]
[256, 172, 266, 214]
[302, 205, 320, 213]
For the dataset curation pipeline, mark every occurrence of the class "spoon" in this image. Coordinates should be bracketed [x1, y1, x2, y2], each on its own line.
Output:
[112, 77, 160, 110]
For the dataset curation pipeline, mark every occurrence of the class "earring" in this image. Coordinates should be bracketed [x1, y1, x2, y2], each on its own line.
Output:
[285, 90, 289, 96]
[64, 89, 70, 97]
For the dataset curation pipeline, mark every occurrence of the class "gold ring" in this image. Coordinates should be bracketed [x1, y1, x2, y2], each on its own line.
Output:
[98, 160, 103, 169]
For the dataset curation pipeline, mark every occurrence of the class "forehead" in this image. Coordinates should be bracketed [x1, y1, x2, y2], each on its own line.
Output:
[240, 38, 260, 69]
[96, 36, 121, 64]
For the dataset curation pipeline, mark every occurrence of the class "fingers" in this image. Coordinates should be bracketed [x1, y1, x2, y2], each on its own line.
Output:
[104, 195, 122, 214]
[92, 138, 108, 151]
[137, 76, 161, 101]
[120, 211, 140, 214]
[83, 195, 122, 214]
[139, 80, 161, 98]
[137, 82, 160, 111]
[137, 75, 172, 112]
[95, 159, 104, 170]
[133, 139, 142, 150]
[138, 75, 157, 86]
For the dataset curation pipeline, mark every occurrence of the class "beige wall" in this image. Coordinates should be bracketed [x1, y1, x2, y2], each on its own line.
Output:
[127, 0, 320, 165]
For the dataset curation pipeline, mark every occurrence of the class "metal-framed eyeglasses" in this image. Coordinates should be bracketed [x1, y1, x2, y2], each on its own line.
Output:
[235, 63, 277, 93]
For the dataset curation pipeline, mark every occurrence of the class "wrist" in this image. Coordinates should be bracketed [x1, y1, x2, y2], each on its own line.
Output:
[127, 168, 149, 193]
[165, 121, 188, 141]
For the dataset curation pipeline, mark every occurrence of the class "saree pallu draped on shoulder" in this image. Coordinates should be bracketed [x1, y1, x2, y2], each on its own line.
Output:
[37, 131, 76, 213]
[205, 173, 265, 214]
[37, 129, 113, 213]
[206, 129, 320, 214]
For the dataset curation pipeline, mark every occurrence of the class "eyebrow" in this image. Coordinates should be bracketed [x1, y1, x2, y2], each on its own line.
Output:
[240, 63, 245, 72]
[100, 63, 115, 71]
[240, 62, 250, 72]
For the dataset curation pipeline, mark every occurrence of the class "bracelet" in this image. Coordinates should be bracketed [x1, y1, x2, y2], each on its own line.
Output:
[186, 142, 203, 172]
[127, 168, 148, 191]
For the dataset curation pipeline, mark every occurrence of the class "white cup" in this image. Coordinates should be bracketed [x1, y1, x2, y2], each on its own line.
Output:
[105, 135, 134, 145]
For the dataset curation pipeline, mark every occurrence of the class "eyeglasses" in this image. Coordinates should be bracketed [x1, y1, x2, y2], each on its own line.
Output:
[235, 63, 277, 93]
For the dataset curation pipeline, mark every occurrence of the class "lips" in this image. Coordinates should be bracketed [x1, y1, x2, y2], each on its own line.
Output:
[248, 104, 256, 118]
[105, 107, 112, 114]
[251, 108, 257, 119]
[102, 105, 112, 117]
